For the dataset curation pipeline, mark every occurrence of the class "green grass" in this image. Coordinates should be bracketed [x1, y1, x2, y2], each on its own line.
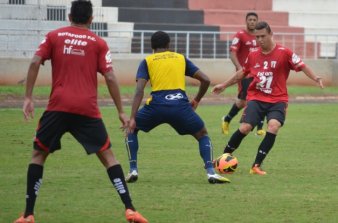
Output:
[1, 103, 338, 222]
[1, 85, 337, 101]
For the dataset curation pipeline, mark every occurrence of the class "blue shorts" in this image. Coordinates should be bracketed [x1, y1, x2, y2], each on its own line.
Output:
[136, 103, 205, 135]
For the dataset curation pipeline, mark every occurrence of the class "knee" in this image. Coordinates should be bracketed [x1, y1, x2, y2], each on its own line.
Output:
[239, 123, 252, 135]
[236, 100, 246, 108]
[97, 149, 119, 168]
[31, 149, 48, 165]
[193, 127, 208, 140]
[267, 120, 281, 134]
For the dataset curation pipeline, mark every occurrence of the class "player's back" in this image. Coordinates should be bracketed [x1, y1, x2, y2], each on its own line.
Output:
[140, 51, 199, 106]
[36, 26, 111, 118]
[145, 51, 186, 92]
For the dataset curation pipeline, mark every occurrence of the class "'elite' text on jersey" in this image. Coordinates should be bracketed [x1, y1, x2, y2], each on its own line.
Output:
[136, 51, 199, 105]
[35, 26, 113, 118]
[243, 44, 305, 103]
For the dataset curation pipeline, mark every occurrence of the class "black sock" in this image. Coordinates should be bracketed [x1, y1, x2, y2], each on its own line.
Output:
[223, 129, 247, 153]
[107, 165, 134, 211]
[224, 104, 241, 122]
[24, 164, 43, 217]
[257, 119, 264, 130]
[253, 132, 276, 166]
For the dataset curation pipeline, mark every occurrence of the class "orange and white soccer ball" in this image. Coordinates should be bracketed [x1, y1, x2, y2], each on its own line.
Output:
[213, 153, 238, 174]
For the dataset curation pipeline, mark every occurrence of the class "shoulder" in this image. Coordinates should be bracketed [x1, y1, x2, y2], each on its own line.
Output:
[47, 27, 67, 37]
[237, 30, 246, 35]
[248, 48, 260, 56]
[275, 44, 292, 54]
[87, 31, 107, 46]
[275, 45, 298, 61]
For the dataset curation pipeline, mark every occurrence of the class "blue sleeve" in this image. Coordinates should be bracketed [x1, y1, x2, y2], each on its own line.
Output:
[136, 59, 149, 80]
[185, 57, 199, 77]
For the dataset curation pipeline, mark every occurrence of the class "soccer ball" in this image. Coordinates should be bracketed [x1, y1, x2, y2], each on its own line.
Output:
[213, 153, 238, 174]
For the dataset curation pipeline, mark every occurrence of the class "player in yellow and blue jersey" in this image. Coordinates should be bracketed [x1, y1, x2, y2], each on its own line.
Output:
[125, 31, 230, 184]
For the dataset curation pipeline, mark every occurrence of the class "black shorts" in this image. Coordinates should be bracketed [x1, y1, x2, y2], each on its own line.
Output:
[237, 77, 253, 100]
[240, 100, 287, 128]
[34, 111, 111, 154]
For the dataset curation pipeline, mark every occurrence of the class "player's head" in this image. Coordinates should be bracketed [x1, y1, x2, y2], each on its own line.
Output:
[151, 31, 170, 51]
[254, 21, 273, 50]
[245, 12, 258, 31]
[69, 0, 93, 26]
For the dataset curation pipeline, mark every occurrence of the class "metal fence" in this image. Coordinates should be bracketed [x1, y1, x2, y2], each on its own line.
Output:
[1, 0, 338, 59]
[1, 28, 338, 59]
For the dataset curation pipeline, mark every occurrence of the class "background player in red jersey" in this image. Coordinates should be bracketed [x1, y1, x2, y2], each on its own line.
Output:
[14, 1, 148, 223]
[222, 12, 266, 136]
[212, 21, 324, 175]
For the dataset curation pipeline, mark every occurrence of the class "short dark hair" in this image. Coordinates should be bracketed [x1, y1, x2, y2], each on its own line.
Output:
[255, 21, 272, 33]
[246, 12, 258, 20]
[151, 31, 170, 50]
[70, 0, 93, 24]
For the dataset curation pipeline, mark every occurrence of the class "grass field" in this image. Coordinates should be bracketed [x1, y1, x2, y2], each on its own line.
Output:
[1, 85, 338, 101]
[1, 102, 338, 223]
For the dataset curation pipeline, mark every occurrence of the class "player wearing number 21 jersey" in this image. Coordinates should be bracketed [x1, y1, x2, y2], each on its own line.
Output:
[243, 44, 304, 103]
[212, 21, 324, 175]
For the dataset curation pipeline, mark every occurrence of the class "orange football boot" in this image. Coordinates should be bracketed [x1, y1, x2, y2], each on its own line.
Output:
[250, 164, 267, 175]
[125, 209, 148, 223]
[13, 214, 35, 223]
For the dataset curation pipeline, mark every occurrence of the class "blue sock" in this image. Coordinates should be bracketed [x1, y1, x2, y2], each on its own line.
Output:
[198, 135, 215, 175]
[125, 133, 139, 171]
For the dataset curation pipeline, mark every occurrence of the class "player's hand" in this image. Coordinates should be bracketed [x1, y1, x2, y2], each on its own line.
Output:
[190, 99, 199, 110]
[118, 112, 129, 131]
[211, 84, 226, 95]
[127, 118, 137, 134]
[23, 97, 34, 121]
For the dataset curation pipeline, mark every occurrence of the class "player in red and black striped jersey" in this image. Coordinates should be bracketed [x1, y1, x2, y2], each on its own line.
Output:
[212, 21, 324, 175]
[222, 12, 266, 136]
[14, 1, 147, 223]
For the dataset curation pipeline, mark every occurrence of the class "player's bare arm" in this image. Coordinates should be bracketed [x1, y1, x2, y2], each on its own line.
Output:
[230, 51, 242, 71]
[128, 78, 148, 133]
[301, 65, 324, 89]
[211, 69, 245, 95]
[191, 70, 210, 110]
[104, 70, 129, 129]
[23, 55, 42, 121]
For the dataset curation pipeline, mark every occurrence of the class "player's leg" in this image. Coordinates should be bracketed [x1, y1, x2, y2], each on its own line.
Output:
[96, 149, 132, 209]
[222, 99, 246, 133]
[192, 128, 230, 184]
[222, 78, 250, 135]
[71, 114, 148, 222]
[250, 102, 286, 175]
[256, 117, 266, 136]
[223, 100, 261, 154]
[125, 131, 139, 183]
[170, 105, 229, 183]
[192, 127, 214, 175]
[125, 104, 161, 183]
[97, 149, 148, 223]
[223, 122, 252, 154]
[14, 150, 49, 223]
[15, 111, 66, 223]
